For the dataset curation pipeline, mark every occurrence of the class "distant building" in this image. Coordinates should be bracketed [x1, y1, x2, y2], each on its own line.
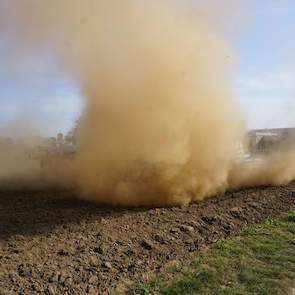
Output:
[247, 128, 295, 154]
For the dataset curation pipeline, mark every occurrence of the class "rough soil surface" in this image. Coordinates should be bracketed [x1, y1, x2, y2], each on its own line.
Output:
[0, 184, 295, 294]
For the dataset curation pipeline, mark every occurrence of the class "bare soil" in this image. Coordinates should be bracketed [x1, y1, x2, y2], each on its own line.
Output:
[0, 184, 295, 294]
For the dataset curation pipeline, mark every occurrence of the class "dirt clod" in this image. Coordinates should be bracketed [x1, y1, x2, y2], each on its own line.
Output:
[140, 239, 154, 251]
[103, 262, 112, 270]
[179, 225, 195, 234]
[230, 206, 242, 217]
[47, 285, 56, 295]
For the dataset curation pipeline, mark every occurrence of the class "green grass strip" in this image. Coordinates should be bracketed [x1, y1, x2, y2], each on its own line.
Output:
[133, 209, 295, 295]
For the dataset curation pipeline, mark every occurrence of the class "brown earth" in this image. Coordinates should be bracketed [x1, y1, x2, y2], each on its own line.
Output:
[0, 184, 295, 294]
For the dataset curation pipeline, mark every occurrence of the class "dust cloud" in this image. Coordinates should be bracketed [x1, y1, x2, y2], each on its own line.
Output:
[0, 1, 294, 206]
[0, 129, 74, 192]
[230, 147, 295, 190]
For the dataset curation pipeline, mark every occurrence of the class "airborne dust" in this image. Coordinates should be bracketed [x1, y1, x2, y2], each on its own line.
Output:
[0, 0, 294, 206]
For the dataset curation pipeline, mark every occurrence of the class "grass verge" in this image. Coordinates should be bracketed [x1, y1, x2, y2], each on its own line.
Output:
[132, 209, 295, 295]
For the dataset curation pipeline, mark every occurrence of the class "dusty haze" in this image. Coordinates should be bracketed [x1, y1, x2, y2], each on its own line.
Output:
[0, 0, 294, 206]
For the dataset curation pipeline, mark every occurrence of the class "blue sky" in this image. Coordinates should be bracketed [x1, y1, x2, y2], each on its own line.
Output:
[0, 40, 82, 136]
[235, 0, 295, 129]
[0, 0, 294, 136]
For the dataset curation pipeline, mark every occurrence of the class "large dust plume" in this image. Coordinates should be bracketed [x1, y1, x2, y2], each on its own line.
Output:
[72, 1, 245, 206]
[0, 0, 294, 206]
